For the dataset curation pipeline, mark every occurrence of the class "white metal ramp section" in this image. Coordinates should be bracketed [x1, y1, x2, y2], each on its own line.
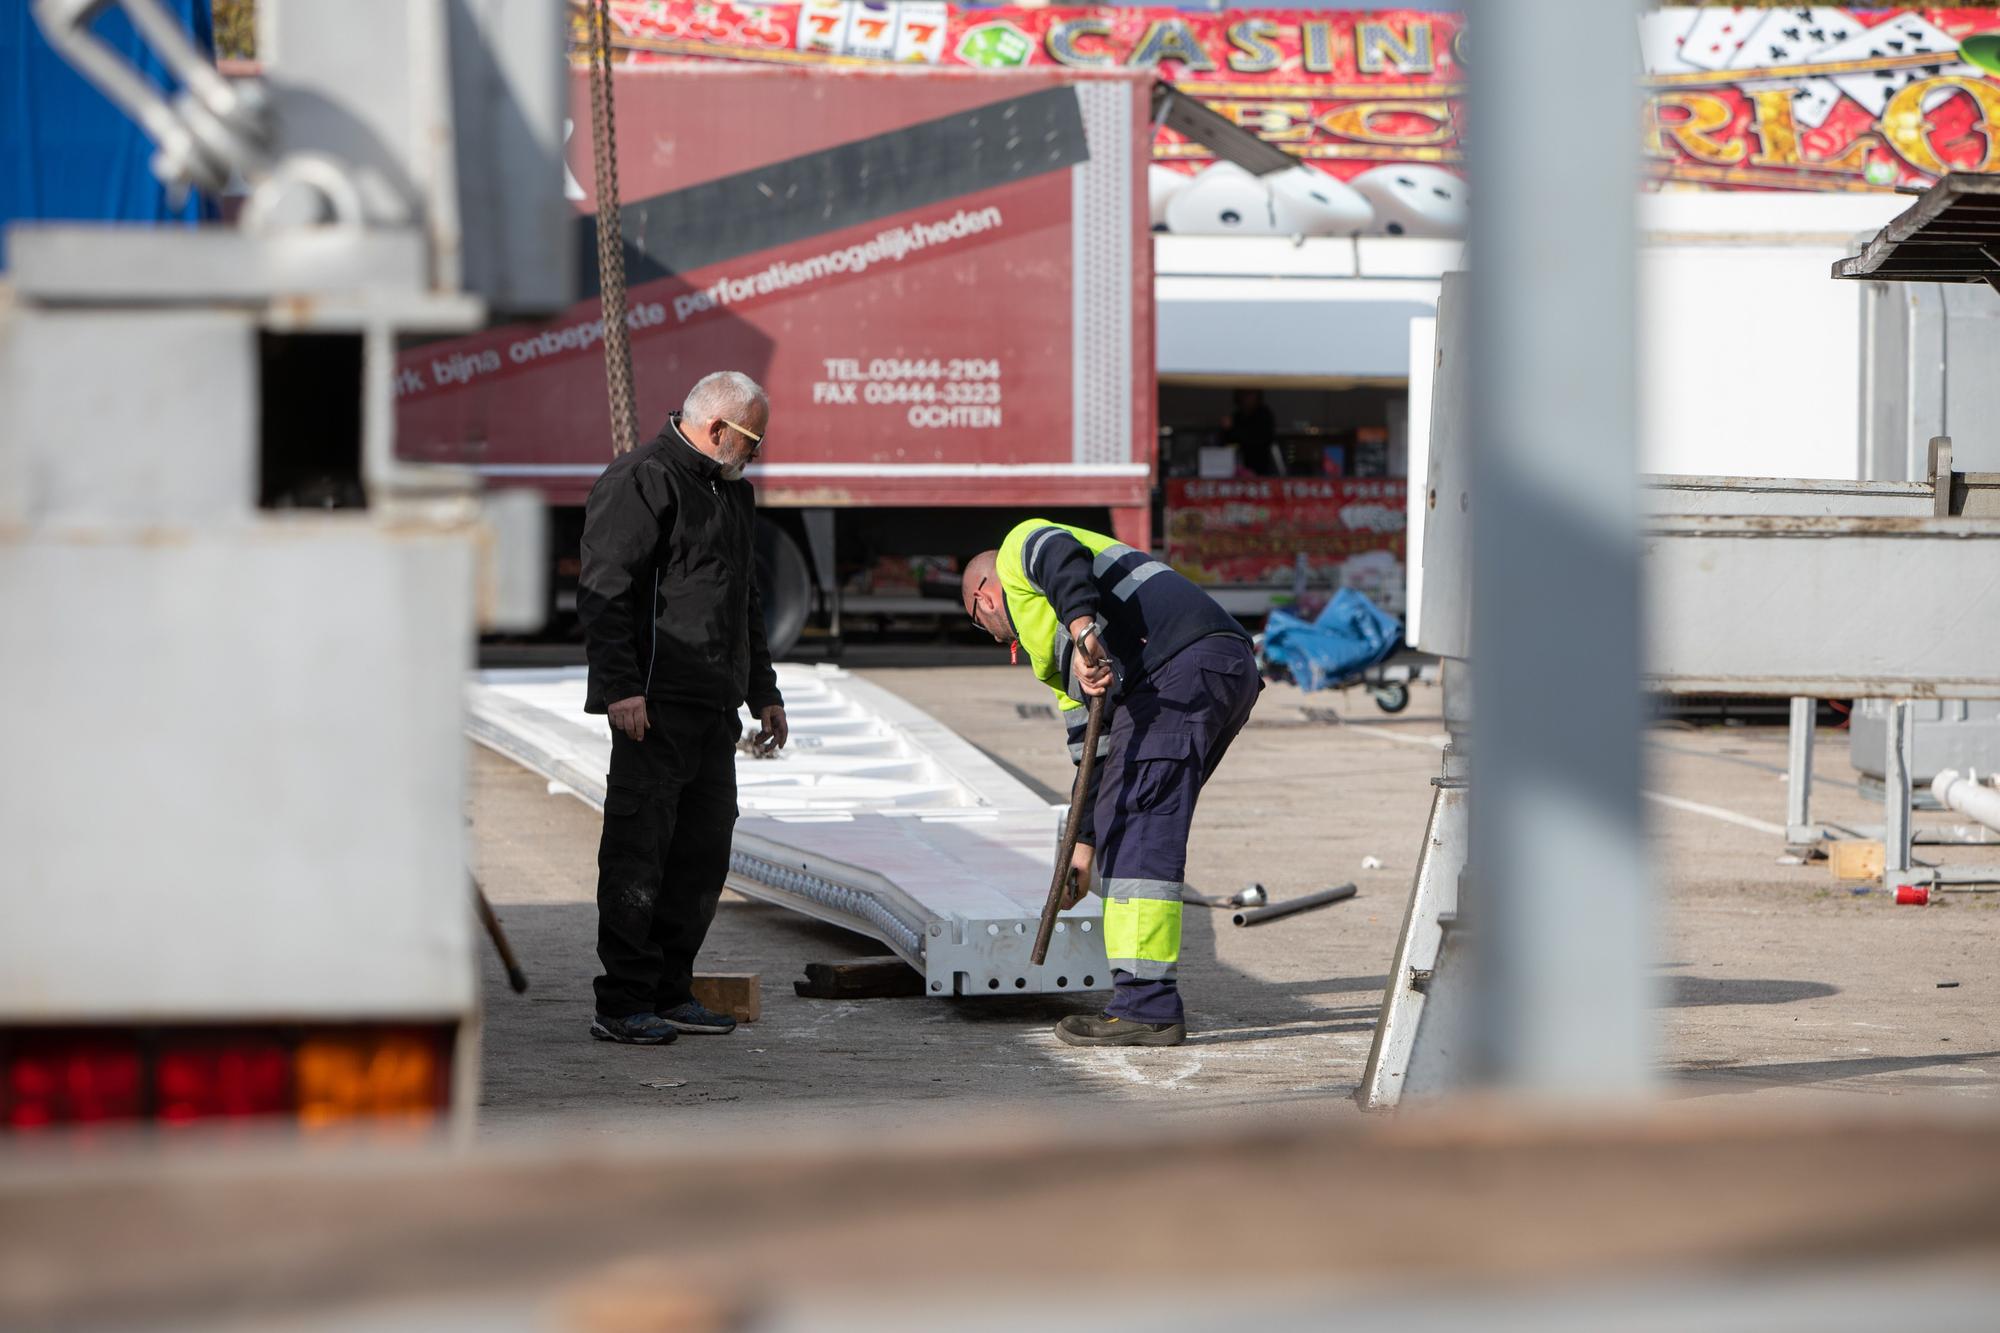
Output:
[466, 665, 1109, 997]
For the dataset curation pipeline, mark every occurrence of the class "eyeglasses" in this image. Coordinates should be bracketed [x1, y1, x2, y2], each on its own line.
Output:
[717, 417, 763, 447]
[966, 576, 988, 619]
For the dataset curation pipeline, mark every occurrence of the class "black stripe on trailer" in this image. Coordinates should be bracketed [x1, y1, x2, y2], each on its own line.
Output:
[577, 84, 1092, 294]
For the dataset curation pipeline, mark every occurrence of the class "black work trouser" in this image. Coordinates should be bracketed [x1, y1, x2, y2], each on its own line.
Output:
[593, 702, 740, 1018]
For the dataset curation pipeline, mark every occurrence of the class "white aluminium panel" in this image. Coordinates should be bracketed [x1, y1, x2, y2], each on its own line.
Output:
[1405, 315, 1437, 646]
[468, 665, 1110, 995]
[1642, 517, 2000, 697]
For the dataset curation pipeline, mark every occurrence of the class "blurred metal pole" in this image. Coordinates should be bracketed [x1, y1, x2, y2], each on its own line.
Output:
[1467, 0, 1656, 1095]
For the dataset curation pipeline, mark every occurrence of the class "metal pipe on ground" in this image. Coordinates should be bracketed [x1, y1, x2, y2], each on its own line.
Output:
[1232, 883, 1357, 928]
[1932, 769, 2000, 833]
[1186, 884, 1267, 910]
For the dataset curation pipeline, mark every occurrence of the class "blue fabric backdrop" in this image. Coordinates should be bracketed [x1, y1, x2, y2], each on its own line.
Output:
[2, 0, 216, 270]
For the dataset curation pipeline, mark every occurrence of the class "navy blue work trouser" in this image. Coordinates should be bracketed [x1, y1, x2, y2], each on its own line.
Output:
[1093, 634, 1261, 1025]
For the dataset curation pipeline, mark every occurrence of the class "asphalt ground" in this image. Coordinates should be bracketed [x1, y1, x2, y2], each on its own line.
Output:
[468, 670, 2000, 1141]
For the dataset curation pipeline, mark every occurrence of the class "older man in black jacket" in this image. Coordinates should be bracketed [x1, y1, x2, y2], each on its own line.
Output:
[578, 370, 787, 1045]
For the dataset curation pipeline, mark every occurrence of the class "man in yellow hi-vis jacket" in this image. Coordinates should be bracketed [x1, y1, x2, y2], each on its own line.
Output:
[961, 519, 1262, 1046]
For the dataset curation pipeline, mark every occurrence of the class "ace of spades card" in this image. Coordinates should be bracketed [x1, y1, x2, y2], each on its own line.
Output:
[1808, 13, 1972, 117]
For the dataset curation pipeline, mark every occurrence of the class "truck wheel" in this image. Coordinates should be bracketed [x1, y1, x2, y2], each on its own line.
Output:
[756, 519, 811, 659]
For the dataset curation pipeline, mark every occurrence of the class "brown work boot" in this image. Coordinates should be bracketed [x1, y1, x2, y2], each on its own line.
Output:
[1054, 1013, 1186, 1047]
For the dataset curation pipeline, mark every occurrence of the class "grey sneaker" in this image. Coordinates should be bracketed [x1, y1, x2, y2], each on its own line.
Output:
[590, 1012, 679, 1045]
[1054, 1013, 1186, 1047]
[660, 999, 737, 1035]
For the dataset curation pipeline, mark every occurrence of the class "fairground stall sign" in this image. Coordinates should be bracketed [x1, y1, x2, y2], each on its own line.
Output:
[1166, 478, 1409, 608]
[1638, 7, 2000, 191]
[590, 2, 1462, 189]
[586, 4, 2000, 193]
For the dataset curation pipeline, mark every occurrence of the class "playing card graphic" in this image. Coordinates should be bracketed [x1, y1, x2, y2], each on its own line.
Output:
[1679, 8, 1755, 70]
[1727, 8, 1855, 129]
[1808, 13, 1971, 117]
[1730, 5, 1857, 68]
[1639, 8, 1701, 75]
[1782, 80, 1841, 128]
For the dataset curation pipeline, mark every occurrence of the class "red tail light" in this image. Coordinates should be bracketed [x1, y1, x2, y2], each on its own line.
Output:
[155, 1040, 293, 1123]
[5, 1036, 143, 1128]
[0, 1025, 452, 1132]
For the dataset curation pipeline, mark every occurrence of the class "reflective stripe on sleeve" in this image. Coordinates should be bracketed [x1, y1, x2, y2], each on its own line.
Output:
[1020, 524, 1061, 590]
[1111, 560, 1171, 601]
[1091, 542, 1136, 576]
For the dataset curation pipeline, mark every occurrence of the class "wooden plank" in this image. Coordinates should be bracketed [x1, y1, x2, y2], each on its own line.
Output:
[793, 956, 925, 999]
[1839, 175, 2000, 281]
[690, 973, 761, 1024]
[1828, 839, 1886, 883]
[9, 1109, 2000, 1328]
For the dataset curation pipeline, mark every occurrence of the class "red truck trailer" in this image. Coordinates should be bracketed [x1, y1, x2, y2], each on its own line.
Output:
[396, 62, 1156, 651]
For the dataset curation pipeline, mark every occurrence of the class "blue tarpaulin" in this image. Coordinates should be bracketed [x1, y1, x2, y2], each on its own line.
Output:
[1, 0, 216, 270]
[1260, 588, 1403, 693]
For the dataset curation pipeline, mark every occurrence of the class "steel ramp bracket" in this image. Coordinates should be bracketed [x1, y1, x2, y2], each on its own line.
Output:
[1356, 744, 1468, 1111]
[923, 913, 1108, 997]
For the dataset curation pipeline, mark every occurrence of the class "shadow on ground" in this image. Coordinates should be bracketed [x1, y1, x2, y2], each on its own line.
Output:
[1671, 1049, 2000, 1097]
[1666, 976, 1840, 1007]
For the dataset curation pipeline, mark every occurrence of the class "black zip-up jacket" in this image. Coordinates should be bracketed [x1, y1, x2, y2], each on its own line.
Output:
[578, 415, 783, 717]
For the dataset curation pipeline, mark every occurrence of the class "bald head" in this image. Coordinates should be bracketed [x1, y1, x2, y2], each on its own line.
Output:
[960, 551, 997, 611]
[961, 550, 1012, 644]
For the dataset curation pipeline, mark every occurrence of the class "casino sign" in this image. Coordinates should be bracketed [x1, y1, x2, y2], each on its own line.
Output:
[590, 4, 2000, 192]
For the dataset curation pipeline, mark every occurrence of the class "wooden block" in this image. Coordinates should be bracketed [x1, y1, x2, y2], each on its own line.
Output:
[1828, 839, 1886, 882]
[690, 973, 761, 1024]
[792, 956, 925, 1000]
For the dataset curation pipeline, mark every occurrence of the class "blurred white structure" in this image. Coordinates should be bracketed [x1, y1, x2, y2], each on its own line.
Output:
[1166, 191, 1910, 477]
[1636, 191, 1909, 478]
[0, 0, 566, 1136]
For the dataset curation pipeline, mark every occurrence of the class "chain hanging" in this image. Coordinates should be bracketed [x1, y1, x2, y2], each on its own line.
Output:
[586, 0, 640, 457]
